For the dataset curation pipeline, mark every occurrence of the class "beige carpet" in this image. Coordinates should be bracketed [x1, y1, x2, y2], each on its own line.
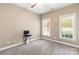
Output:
[0, 39, 79, 55]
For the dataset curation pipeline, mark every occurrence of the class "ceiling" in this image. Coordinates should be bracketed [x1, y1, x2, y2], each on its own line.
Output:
[15, 3, 73, 14]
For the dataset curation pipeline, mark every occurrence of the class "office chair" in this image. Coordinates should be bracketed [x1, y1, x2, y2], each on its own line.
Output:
[23, 30, 31, 44]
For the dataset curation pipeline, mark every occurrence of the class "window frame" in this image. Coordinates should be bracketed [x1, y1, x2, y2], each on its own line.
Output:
[42, 18, 50, 37]
[59, 13, 76, 41]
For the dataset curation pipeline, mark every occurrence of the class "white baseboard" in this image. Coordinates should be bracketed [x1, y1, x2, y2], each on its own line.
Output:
[0, 42, 24, 51]
[1, 37, 78, 51]
[31, 37, 40, 42]
[0, 37, 40, 51]
[26, 37, 40, 44]
[41, 37, 79, 48]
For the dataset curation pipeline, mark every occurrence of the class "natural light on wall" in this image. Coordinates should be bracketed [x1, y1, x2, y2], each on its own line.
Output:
[59, 13, 76, 41]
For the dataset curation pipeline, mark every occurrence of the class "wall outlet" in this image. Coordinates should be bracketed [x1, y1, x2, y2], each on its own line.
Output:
[6, 41, 10, 44]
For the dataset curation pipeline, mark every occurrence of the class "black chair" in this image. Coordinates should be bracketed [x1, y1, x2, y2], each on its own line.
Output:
[23, 30, 31, 44]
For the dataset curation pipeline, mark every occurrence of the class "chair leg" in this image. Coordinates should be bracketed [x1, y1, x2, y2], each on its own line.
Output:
[23, 37, 27, 44]
[24, 38, 27, 44]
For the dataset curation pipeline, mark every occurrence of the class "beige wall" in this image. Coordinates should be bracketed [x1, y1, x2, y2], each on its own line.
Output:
[41, 4, 79, 45]
[0, 4, 40, 48]
[1, 3, 79, 49]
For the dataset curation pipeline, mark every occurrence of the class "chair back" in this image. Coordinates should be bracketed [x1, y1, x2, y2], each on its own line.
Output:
[24, 30, 29, 35]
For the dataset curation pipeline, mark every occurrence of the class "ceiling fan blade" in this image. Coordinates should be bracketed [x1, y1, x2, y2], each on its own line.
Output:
[31, 3, 37, 8]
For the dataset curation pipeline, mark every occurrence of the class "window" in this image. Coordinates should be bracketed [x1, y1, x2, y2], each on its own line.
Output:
[60, 13, 76, 41]
[42, 18, 50, 36]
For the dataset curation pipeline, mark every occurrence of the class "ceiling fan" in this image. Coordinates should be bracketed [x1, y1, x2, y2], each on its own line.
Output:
[31, 3, 37, 8]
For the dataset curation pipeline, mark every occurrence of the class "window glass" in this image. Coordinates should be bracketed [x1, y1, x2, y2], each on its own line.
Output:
[42, 18, 50, 36]
[60, 13, 76, 41]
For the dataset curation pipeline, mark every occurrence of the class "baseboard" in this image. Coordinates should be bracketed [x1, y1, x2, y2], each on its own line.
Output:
[1, 37, 78, 51]
[31, 37, 40, 42]
[41, 37, 79, 48]
[0, 42, 24, 51]
[0, 37, 40, 51]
